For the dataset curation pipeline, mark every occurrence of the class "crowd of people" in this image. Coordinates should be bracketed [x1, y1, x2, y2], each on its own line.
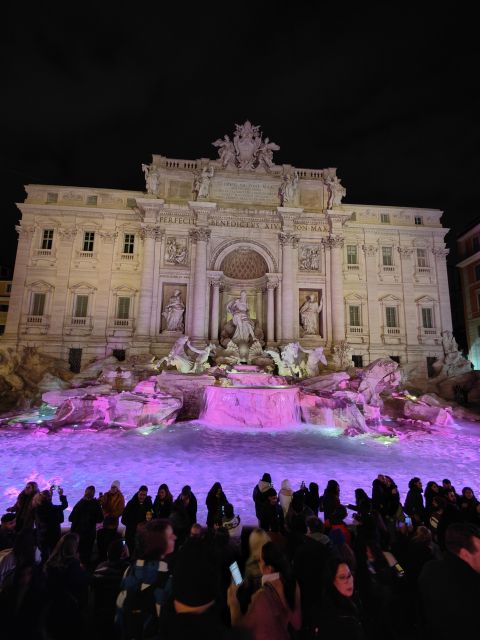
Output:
[0, 472, 479, 639]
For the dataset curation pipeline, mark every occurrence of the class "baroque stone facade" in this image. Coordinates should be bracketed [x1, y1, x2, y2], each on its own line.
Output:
[2, 122, 451, 373]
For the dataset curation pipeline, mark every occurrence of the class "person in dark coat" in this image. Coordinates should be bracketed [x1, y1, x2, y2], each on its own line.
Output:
[96, 515, 123, 562]
[0, 513, 17, 551]
[33, 487, 68, 563]
[175, 485, 198, 526]
[252, 472, 273, 521]
[68, 485, 104, 565]
[205, 482, 229, 528]
[418, 522, 480, 639]
[121, 485, 153, 557]
[153, 483, 173, 519]
[314, 557, 366, 639]
[404, 477, 425, 526]
[321, 479, 341, 526]
[258, 488, 285, 534]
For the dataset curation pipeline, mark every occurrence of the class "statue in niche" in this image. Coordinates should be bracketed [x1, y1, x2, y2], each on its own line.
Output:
[299, 294, 323, 335]
[226, 290, 257, 344]
[279, 171, 299, 206]
[193, 165, 214, 200]
[162, 289, 185, 332]
[324, 173, 346, 209]
[212, 135, 236, 168]
[142, 163, 160, 195]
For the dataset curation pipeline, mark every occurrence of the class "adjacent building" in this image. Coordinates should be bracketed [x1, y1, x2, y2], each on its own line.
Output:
[457, 220, 480, 369]
[1, 122, 451, 374]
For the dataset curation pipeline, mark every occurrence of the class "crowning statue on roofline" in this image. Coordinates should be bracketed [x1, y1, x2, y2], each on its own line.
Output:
[212, 121, 280, 171]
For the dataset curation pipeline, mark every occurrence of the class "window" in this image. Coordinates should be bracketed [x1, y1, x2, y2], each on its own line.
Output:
[417, 248, 427, 267]
[86, 195, 98, 206]
[349, 305, 361, 326]
[385, 306, 398, 327]
[31, 292, 46, 316]
[41, 229, 54, 250]
[126, 198, 137, 208]
[0, 325, 4, 335]
[478, 325, 480, 338]
[116, 297, 130, 319]
[475, 265, 480, 281]
[347, 245, 358, 264]
[473, 237, 480, 253]
[389, 356, 400, 364]
[46, 192, 58, 203]
[82, 231, 95, 252]
[0, 304, 8, 312]
[380, 213, 390, 224]
[6, 284, 12, 293]
[68, 348, 82, 374]
[74, 295, 89, 318]
[382, 246, 393, 266]
[422, 307, 433, 329]
[123, 234, 135, 254]
[414, 216, 423, 225]
[113, 349, 126, 361]
[352, 355, 363, 368]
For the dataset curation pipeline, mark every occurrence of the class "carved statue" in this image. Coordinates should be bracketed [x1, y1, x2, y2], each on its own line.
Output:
[212, 135, 236, 168]
[324, 173, 346, 209]
[157, 337, 215, 374]
[212, 122, 280, 170]
[299, 246, 321, 271]
[431, 330, 472, 378]
[142, 163, 160, 195]
[298, 345, 328, 377]
[299, 295, 323, 335]
[279, 171, 299, 206]
[226, 290, 256, 344]
[256, 137, 280, 171]
[265, 342, 302, 377]
[165, 239, 188, 265]
[193, 165, 214, 200]
[162, 290, 185, 332]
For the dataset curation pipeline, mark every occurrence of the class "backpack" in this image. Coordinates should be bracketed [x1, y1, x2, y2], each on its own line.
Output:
[116, 560, 171, 640]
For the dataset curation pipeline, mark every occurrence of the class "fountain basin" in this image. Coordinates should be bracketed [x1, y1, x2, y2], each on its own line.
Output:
[200, 385, 301, 427]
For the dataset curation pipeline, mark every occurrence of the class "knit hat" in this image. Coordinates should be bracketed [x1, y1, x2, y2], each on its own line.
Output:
[111, 480, 121, 489]
[173, 538, 217, 607]
[261, 473, 272, 483]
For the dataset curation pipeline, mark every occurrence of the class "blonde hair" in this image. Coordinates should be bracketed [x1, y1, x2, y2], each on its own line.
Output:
[248, 528, 271, 561]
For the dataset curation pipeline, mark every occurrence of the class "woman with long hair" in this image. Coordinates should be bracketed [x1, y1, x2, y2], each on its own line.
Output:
[153, 483, 173, 519]
[7, 481, 39, 531]
[228, 541, 301, 639]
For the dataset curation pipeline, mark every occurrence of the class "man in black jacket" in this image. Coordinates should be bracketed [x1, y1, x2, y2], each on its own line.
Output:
[69, 485, 104, 565]
[121, 485, 153, 557]
[418, 522, 480, 639]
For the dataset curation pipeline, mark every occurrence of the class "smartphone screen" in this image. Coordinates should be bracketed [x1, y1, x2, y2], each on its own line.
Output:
[229, 561, 243, 586]
[405, 516, 412, 526]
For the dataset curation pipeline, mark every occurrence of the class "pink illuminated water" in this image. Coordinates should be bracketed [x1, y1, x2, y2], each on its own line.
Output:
[1, 419, 480, 525]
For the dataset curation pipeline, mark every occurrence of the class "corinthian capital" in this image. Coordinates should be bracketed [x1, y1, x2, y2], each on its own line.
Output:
[279, 232, 299, 247]
[397, 246, 415, 257]
[432, 247, 449, 257]
[324, 234, 344, 249]
[189, 227, 211, 243]
[15, 224, 35, 238]
[140, 225, 163, 240]
[362, 244, 378, 257]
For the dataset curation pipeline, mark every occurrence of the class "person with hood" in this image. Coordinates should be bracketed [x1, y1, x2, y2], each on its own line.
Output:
[278, 479, 294, 516]
[253, 473, 274, 521]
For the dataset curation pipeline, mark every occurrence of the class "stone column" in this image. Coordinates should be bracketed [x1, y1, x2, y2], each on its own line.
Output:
[266, 278, 278, 344]
[256, 288, 263, 327]
[326, 235, 345, 343]
[279, 232, 299, 342]
[362, 244, 381, 352]
[398, 247, 417, 348]
[49, 227, 78, 336]
[4, 224, 35, 339]
[433, 247, 453, 332]
[189, 228, 211, 342]
[92, 230, 117, 337]
[209, 275, 223, 342]
[135, 225, 162, 337]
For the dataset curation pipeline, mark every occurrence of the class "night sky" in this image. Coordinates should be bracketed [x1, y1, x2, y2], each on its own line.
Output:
[2, 6, 479, 272]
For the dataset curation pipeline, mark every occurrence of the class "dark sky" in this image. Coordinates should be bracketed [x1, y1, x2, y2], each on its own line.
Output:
[2, 5, 479, 270]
